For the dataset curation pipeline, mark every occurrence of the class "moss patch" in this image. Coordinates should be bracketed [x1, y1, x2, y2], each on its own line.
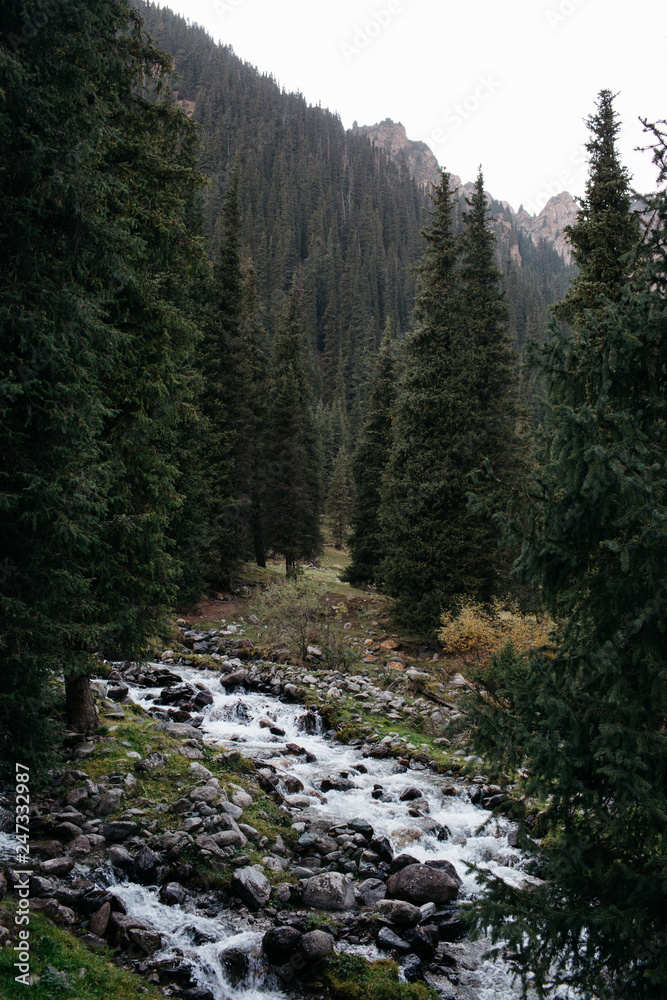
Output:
[323, 954, 439, 1000]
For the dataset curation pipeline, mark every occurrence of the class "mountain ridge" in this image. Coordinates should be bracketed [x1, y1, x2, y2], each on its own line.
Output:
[352, 118, 577, 262]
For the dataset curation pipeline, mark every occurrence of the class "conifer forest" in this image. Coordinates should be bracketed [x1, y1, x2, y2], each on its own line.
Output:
[0, 3, 665, 1000]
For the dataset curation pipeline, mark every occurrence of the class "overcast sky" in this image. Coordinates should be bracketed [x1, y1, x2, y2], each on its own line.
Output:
[159, 0, 666, 214]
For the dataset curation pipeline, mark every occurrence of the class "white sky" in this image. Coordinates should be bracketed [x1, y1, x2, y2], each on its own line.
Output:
[159, 0, 666, 214]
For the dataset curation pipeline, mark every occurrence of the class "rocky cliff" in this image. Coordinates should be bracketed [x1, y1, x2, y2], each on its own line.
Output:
[352, 118, 577, 262]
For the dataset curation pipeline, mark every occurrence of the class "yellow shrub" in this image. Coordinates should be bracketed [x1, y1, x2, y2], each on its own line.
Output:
[438, 597, 554, 664]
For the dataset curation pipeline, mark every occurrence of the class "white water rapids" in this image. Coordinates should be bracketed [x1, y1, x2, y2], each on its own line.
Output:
[98, 664, 577, 1000]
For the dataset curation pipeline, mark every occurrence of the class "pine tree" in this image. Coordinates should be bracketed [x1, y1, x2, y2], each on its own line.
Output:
[264, 289, 323, 575]
[344, 319, 397, 586]
[0, 0, 206, 772]
[327, 448, 353, 550]
[457, 113, 667, 1000]
[380, 170, 524, 635]
[460, 169, 527, 599]
[554, 89, 639, 325]
[197, 156, 244, 582]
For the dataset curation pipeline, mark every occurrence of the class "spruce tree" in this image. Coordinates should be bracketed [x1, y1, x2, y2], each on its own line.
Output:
[344, 320, 397, 586]
[380, 170, 524, 635]
[327, 448, 353, 550]
[460, 169, 527, 599]
[0, 0, 206, 771]
[458, 112, 667, 1000]
[264, 289, 322, 575]
[554, 89, 639, 325]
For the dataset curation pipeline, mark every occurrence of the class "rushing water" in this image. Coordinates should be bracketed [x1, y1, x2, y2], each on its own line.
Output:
[98, 665, 577, 1000]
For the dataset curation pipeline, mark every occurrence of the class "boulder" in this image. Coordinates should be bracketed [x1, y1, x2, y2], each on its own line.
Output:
[386, 864, 460, 906]
[348, 818, 374, 839]
[377, 925, 410, 952]
[106, 845, 133, 869]
[89, 902, 111, 937]
[40, 857, 75, 878]
[302, 872, 356, 912]
[424, 859, 463, 887]
[262, 925, 302, 962]
[97, 789, 123, 815]
[356, 878, 386, 906]
[159, 882, 187, 906]
[101, 821, 139, 842]
[132, 846, 162, 885]
[389, 853, 419, 874]
[299, 929, 335, 962]
[230, 866, 271, 910]
[220, 670, 248, 688]
[52, 821, 82, 841]
[135, 752, 169, 772]
[374, 899, 422, 927]
[128, 927, 162, 954]
[399, 787, 424, 802]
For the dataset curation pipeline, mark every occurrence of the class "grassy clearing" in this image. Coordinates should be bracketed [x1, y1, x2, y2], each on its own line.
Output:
[0, 904, 162, 1000]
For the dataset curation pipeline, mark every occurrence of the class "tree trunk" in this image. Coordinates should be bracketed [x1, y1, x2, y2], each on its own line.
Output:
[65, 673, 99, 733]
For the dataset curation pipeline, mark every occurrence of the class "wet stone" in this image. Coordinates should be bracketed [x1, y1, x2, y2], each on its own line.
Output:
[377, 925, 411, 952]
[263, 925, 302, 962]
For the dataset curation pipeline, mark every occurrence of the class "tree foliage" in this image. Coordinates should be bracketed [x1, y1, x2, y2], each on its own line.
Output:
[379, 170, 526, 636]
[458, 100, 667, 1000]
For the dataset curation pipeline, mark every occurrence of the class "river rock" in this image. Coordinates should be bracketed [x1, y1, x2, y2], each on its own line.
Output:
[262, 925, 302, 962]
[40, 857, 75, 877]
[302, 872, 356, 911]
[389, 853, 419, 874]
[29, 876, 56, 898]
[403, 954, 424, 982]
[98, 789, 123, 815]
[159, 882, 187, 906]
[133, 845, 162, 884]
[321, 778, 356, 793]
[399, 787, 424, 802]
[424, 859, 463, 887]
[69, 835, 92, 856]
[107, 684, 129, 701]
[106, 844, 133, 869]
[348, 818, 374, 838]
[377, 925, 411, 952]
[406, 924, 437, 961]
[220, 670, 248, 688]
[89, 902, 111, 937]
[231, 866, 271, 910]
[135, 751, 169, 772]
[128, 927, 162, 954]
[101, 820, 139, 841]
[374, 899, 422, 927]
[52, 821, 82, 841]
[387, 864, 460, 905]
[356, 878, 386, 905]
[190, 782, 219, 804]
[299, 929, 335, 961]
[65, 787, 88, 808]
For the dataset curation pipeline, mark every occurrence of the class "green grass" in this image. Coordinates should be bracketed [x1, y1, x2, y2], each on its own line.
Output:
[0, 906, 162, 1000]
[323, 954, 439, 1000]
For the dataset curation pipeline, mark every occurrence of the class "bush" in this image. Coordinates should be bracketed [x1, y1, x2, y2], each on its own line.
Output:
[438, 597, 554, 667]
[250, 578, 322, 660]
